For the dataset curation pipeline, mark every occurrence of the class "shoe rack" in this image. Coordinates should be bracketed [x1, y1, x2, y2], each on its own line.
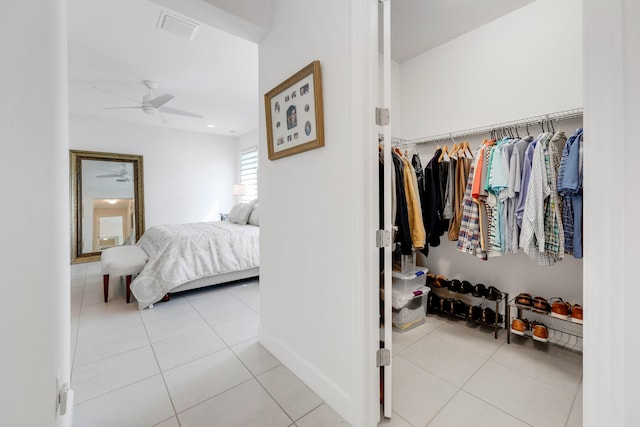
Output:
[508, 297, 583, 353]
[426, 285, 509, 339]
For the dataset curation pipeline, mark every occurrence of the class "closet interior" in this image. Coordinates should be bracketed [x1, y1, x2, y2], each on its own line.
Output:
[378, 0, 584, 421]
[385, 109, 584, 348]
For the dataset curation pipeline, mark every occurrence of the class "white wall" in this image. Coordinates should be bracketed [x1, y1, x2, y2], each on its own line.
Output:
[258, 0, 378, 425]
[0, 0, 71, 425]
[398, 0, 583, 140]
[236, 127, 258, 155]
[583, 0, 640, 424]
[393, 0, 584, 304]
[70, 114, 238, 225]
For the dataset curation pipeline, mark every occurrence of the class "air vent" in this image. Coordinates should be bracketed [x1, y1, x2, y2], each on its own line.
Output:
[157, 11, 199, 40]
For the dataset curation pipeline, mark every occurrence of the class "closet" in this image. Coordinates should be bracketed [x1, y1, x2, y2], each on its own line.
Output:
[378, 0, 584, 419]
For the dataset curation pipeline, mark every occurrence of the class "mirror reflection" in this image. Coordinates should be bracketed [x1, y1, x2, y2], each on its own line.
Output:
[70, 150, 145, 264]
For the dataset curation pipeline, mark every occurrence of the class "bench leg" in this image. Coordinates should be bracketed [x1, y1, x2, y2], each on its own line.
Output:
[126, 275, 133, 303]
[103, 274, 109, 303]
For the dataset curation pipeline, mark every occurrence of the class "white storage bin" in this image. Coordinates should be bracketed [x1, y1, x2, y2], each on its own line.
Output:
[392, 295, 426, 331]
[392, 267, 428, 293]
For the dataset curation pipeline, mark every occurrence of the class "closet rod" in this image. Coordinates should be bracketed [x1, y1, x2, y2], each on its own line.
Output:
[392, 107, 583, 146]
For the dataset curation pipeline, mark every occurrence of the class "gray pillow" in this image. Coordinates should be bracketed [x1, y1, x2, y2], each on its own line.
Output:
[248, 204, 259, 226]
[228, 203, 253, 225]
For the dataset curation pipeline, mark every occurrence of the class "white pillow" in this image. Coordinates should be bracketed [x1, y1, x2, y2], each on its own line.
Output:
[248, 204, 259, 226]
[228, 203, 253, 225]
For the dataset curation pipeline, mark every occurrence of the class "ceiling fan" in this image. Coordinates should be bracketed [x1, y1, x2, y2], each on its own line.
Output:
[95, 80, 204, 123]
[96, 164, 130, 182]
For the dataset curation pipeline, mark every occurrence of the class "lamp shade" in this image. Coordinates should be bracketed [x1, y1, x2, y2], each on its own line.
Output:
[232, 184, 246, 196]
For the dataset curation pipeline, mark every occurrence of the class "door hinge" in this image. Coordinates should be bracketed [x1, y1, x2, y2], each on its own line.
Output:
[377, 348, 391, 367]
[376, 229, 391, 248]
[376, 107, 390, 126]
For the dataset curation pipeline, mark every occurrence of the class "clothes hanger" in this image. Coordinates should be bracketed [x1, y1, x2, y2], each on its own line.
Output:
[462, 141, 474, 158]
[438, 144, 449, 162]
[514, 125, 520, 139]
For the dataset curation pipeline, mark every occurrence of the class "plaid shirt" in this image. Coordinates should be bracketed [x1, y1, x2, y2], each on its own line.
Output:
[520, 132, 556, 266]
[457, 161, 482, 256]
[543, 131, 566, 260]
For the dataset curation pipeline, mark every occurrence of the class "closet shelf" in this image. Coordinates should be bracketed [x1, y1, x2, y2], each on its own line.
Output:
[392, 107, 583, 146]
[427, 286, 509, 339]
[507, 297, 583, 353]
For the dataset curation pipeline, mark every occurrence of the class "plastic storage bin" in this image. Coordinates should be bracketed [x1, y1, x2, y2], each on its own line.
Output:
[391, 271, 429, 332]
[392, 267, 428, 293]
[392, 295, 426, 331]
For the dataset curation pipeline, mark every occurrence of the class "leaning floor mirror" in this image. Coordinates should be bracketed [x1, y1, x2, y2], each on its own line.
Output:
[70, 150, 145, 264]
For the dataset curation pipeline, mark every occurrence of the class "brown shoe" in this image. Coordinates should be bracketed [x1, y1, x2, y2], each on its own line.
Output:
[510, 318, 529, 336]
[550, 298, 571, 320]
[531, 322, 549, 343]
[515, 293, 532, 307]
[571, 304, 583, 324]
[532, 296, 550, 313]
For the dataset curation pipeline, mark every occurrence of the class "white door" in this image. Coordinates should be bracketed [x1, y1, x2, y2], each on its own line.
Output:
[379, 0, 393, 418]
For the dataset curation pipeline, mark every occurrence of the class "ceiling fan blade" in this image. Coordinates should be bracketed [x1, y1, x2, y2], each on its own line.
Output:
[148, 93, 174, 108]
[92, 86, 141, 104]
[96, 173, 120, 178]
[159, 106, 203, 119]
[102, 106, 143, 110]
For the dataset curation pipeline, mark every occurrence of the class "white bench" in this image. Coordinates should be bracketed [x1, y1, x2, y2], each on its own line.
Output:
[101, 245, 149, 303]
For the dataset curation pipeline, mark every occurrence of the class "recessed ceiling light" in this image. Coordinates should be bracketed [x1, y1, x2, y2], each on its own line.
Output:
[229, 130, 236, 133]
[207, 124, 215, 128]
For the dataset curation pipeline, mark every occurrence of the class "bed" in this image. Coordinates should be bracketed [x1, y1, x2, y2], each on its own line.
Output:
[130, 202, 260, 309]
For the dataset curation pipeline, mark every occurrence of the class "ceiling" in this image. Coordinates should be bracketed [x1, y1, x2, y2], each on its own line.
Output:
[67, 0, 534, 137]
[67, 0, 259, 136]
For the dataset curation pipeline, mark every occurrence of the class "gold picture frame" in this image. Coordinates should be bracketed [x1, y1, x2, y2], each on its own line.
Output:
[264, 60, 324, 160]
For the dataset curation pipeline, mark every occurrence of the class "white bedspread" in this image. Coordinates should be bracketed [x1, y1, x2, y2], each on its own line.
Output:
[130, 221, 259, 309]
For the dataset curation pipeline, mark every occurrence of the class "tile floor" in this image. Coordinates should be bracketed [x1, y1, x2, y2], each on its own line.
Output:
[71, 263, 582, 426]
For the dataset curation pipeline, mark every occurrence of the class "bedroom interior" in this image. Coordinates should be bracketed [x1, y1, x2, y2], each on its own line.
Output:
[3, 1, 639, 426]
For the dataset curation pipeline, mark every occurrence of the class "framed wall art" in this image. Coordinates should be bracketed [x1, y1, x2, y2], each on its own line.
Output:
[264, 60, 324, 160]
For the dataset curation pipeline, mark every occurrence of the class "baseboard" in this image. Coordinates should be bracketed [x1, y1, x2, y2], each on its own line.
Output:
[258, 326, 356, 425]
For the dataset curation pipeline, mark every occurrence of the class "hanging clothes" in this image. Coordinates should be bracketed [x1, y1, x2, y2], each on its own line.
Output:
[448, 154, 471, 241]
[457, 154, 483, 256]
[423, 149, 447, 247]
[543, 130, 567, 260]
[411, 153, 430, 257]
[506, 135, 533, 252]
[391, 150, 413, 255]
[557, 128, 584, 258]
[395, 149, 426, 250]
[519, 132, 558, 266]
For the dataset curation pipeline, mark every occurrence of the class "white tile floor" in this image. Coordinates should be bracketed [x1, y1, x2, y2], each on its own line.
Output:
[71, 263, 582, 426]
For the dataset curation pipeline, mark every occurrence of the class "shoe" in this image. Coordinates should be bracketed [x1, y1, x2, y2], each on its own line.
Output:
[515, 292, 532, 306]
[460, 280, 474, 294]
[433, 275, 450, 289]
[486, 286, 502, 301]
[426, 273, 436, 286]
[453, 299, 469, 316]
[426, 292, 440, 314]
[449, 279, 462, 293]
[531, 322, 549, 343]
[468, 305, 482, 321]
[532, 296, 550, 313]
[550, 298, 571, 320]
[510, 318, 529, 335]
[472, 283, 487, 298]
[481, 307, 497, 324]
[570, 304, 583, 324]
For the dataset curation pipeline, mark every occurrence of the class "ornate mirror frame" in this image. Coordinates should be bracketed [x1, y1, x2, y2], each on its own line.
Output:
[70, 150, 145, 264]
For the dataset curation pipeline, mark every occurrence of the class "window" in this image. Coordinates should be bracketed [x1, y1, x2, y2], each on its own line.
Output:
[240, 147, 258, 203]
